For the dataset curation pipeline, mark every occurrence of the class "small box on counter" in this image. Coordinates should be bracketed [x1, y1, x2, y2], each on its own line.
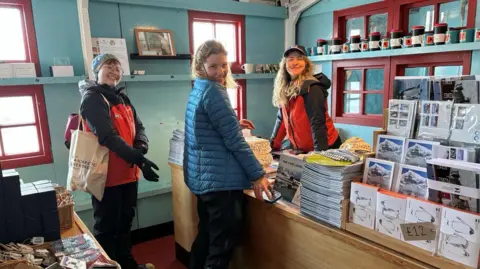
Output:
[21, 187, 43, 239]
[37, 184, 61, 241]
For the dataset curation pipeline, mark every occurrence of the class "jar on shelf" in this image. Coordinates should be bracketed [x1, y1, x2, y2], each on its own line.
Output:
[316, 39, 327, 55]
[369, 32, 381, 51]
[434, 23, 448, 45]
[330, 38, 342, 54]
[350, 35, 361, 52]
[390, 30, 403, 49]
[412, 26, 425, 47]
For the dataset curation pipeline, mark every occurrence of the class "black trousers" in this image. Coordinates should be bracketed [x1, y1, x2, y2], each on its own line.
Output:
[189, 191, 244, 269]
[92, 181, 138, 269]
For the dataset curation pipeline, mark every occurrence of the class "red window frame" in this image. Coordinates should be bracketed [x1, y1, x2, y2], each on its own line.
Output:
[332, 58, 391, 127]
[0, 0, 40, 73]
[333, 1, 394, 41]
[0, 0, 52, 169]
[395, 0, 477, 33]
[0, 86, 53, 169]
[188, 11, 247, 119]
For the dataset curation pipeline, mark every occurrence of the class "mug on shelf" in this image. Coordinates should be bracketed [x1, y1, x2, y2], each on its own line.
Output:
[241, 63, 255, 74]
[446, 28, 460, 44]
[460, 28, 475, 43]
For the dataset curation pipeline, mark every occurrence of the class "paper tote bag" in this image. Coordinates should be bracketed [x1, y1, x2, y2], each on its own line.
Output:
[67, 128, 109, 201]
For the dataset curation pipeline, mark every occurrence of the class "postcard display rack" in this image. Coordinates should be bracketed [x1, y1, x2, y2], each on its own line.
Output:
[347, 75, 480, 269]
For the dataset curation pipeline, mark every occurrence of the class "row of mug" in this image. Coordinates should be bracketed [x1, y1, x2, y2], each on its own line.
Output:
[307, 28, 480, 56]
[241, 63, 279, 74]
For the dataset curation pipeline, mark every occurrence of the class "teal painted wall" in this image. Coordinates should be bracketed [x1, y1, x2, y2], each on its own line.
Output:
[297, 0, 480, 145]
[17, 0, 282, 228]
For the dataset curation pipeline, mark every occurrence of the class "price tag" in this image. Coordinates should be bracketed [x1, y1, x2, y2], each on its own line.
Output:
[400, 222, 436, 241]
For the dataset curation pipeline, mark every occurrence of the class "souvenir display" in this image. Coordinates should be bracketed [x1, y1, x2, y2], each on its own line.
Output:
[362, 158, 396, 191]
[375, 191, 407, 240]
[450, 104, 480, 145]
[375, 135, 406, 164]
[393, 164, 428, 199]
[387, 100, 417, 138]
[393, 78, 430, 101]
[405, 198, 442, 252]
[417, 101, 453, 141]
[432, 145, 477, 162]
[404, 139, 440, 168]
[438, 207, 480, 267]
[426, 159, 480, 213]
[349, 182, 379, 229]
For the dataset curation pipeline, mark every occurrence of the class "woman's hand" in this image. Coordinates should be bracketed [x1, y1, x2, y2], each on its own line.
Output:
[253, 177, 273, 201]
[239, 119, 255, 130]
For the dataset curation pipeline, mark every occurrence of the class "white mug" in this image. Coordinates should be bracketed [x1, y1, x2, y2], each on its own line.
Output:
[242, 63, 255, 74]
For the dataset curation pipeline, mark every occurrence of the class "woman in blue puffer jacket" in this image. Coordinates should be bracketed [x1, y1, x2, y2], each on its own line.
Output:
[184, 40, 272, 269]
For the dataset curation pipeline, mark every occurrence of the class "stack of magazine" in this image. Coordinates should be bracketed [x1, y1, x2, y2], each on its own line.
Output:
[168, 129, 185, 166]
[300, 161, 363, 228]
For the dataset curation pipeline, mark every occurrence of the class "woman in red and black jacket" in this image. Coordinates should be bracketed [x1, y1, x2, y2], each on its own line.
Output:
[79, 54, 158, 269]
[271, 45, 341, 153]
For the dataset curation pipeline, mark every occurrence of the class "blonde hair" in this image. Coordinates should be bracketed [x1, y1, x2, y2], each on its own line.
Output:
[191, 40, 237, 89]
[272, 55, 314, 107]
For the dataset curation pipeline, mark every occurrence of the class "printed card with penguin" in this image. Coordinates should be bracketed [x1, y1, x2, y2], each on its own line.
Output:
[376, 191, 407, 240]
[349, 182, 379, 229]
[405, 198, 442, 252]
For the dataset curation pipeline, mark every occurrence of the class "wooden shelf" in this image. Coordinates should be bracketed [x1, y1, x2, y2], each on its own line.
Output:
[0, 76, 86, 86]
[130, 53, 192, 60]
[308, 42, 480, 62]
[345, 222, 473, 269]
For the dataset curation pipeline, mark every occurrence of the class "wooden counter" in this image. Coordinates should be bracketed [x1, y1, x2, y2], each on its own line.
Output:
[170, 163, 447, 269]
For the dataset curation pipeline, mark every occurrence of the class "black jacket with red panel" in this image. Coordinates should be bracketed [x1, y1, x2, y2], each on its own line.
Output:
[271, 73, 339, 152]
[79, 80, 148, 187]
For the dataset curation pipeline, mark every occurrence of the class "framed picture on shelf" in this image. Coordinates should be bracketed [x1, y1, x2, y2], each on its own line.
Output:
[134, 28, 176, 56]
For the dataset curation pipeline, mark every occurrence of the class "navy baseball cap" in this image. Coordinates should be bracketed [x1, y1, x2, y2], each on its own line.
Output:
[284, 45, 307, 57]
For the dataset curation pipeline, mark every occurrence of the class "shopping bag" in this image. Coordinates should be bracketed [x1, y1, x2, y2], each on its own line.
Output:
[66, 126, 109, 201]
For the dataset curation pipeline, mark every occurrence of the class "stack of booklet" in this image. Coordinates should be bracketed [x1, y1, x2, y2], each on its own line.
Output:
[300, 161, 363, 228]
[168, 129, 185, 166]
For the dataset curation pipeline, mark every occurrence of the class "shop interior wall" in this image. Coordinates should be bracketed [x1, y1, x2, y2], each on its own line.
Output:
[15, 0, 284, 230]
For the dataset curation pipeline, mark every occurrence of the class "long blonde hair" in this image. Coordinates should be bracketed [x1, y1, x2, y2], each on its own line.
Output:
[191, 40, 237, 89]
[272, 55, 314, 107]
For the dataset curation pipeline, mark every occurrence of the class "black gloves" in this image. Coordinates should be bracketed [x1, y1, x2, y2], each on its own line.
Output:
[139, 157, 160, 182]
[134, 141, 148, 154]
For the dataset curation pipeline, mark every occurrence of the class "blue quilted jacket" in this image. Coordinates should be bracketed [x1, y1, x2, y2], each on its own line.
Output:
[183, 78, 265, 195]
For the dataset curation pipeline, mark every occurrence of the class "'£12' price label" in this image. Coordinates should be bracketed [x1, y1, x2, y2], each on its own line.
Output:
[400, 222, 436, 241]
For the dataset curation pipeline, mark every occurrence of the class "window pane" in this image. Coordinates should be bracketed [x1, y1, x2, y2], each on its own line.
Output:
[434, 65, 463, 76]
[409, 5, 435, 32]
[215, 23, 237, 63]
[227, 88, 238, 109]
[366, 69, 384, 91]
[345, 70, 361, 91]
[0, 7, 26, 61]
[193, 22, 215, 54]
[368, 13, 388, 36]
[440, 0, 468, 28]
[405, 67, 430, 76]
[346, 17, 364, 39]
[365, 94, 383, 114]
[1, 126, 39, 155]
[344, 94, 361, 113]
[0, 96, 36, 125]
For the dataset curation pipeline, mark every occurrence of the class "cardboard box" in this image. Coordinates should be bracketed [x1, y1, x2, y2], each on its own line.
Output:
[0, 63, 14, 78]
[12, 63, 36, 77]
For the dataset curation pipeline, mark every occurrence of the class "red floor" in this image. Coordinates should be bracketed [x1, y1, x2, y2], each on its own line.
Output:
[132, 236, 186, 269]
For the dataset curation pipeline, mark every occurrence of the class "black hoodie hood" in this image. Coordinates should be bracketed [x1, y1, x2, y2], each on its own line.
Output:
[299, 72, 332, 98]
[78, 79, 127, 105]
